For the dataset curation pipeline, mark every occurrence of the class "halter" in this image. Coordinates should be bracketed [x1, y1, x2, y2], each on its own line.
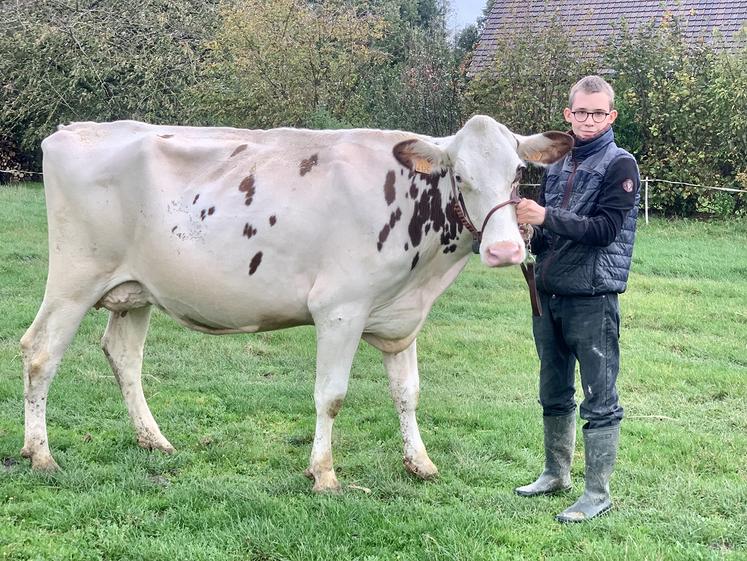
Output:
[449, 169, 522, 254]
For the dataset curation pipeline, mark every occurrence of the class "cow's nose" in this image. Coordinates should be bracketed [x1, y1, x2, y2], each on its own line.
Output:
[484, 241, 524, 267]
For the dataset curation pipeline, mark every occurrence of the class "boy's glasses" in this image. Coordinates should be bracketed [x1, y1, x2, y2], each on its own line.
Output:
[571, 110, 610, 123]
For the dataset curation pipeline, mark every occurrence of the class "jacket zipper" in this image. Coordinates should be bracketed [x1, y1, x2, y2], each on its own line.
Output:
[541, 159, 577, 293]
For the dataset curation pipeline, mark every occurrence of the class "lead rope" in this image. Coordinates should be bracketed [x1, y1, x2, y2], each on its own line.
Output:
[447, 168, 541, 316]
[520, 229, 542, 317]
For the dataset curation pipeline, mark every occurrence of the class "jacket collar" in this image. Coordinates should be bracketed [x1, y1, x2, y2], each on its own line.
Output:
[571, 126, 614, 161]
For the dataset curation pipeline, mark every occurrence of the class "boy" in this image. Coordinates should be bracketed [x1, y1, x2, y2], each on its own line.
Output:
[514, 75, 640, 522]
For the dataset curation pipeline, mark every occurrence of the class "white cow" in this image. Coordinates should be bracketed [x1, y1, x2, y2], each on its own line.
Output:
[21, 116, 571, 491]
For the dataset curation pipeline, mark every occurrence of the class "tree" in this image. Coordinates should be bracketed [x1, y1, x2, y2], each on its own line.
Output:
[0, 0, 217, 172]
[193, 0, 388, 129]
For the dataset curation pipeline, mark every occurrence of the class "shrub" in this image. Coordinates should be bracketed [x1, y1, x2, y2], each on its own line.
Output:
[0, 0, 218, 175]
[603, 14, 732, 215]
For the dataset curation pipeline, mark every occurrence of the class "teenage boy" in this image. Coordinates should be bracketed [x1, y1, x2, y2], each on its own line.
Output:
[514, 75, 640, 523]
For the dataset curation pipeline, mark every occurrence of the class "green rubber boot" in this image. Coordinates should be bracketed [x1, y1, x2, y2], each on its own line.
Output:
[515, 412, 575, 497]
[556, 424, 620, 523]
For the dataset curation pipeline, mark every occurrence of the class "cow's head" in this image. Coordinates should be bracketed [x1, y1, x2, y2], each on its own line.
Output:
[393, 115, 573, 267]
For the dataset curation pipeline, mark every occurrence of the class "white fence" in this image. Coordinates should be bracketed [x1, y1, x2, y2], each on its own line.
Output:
[641, 177, 747, 224]
[519, 178, 747, 224]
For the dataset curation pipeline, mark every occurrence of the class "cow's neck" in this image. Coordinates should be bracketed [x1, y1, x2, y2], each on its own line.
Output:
[403, 168, 470, 264]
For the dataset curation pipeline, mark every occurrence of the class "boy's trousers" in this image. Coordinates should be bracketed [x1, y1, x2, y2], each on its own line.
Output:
[532, 292, 624, 429]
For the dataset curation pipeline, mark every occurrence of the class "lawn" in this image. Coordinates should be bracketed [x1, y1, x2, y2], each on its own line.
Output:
[1, 183, 745, 560]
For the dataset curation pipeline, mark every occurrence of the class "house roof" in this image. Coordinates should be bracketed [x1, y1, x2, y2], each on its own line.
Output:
[470, 0, 747, 75]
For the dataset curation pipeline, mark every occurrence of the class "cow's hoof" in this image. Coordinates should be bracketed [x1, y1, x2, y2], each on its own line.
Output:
[403, 455, 439, 480]
[305, 468, 341, 493]
[137, 434, 175, 454]
[30, 454, 60, 472]
[312, 479, 342, 493]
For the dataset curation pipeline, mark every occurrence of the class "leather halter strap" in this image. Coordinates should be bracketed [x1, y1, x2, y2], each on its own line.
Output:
[449, 169, 522, 250]
[447, 169, 540, 316]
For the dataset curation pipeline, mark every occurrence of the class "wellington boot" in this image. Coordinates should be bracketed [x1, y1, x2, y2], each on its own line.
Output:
[556, 424, 619, 523]
[515, 412, 575, 497]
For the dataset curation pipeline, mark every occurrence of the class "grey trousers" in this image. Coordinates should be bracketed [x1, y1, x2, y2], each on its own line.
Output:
[532, 292, 624, 429]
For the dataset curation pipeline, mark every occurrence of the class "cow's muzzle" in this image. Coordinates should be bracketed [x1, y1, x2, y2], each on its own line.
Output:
[484, 241, 525, 267]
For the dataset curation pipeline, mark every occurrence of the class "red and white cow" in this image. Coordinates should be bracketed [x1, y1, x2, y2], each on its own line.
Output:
[21, 116, 571, 491]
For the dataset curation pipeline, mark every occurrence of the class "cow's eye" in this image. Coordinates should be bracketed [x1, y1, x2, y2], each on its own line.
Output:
[455, 174, 462, 183]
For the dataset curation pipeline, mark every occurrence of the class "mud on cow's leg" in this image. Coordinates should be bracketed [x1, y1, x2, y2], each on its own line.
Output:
[20, 298, 94, 471]
[101, 305, 174, 454]
[383, 339, 438, 480]
[306, 303, 368, 493]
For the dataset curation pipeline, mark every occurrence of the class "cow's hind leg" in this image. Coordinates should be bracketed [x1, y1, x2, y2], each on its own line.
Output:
[20, 298, 93, 470]
[305, 304, 367, 492]
[101, 306, 174, 453]
[383, 339, 438, 479]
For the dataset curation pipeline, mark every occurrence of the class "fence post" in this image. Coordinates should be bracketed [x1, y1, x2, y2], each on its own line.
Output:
[644, 177, 649, 225]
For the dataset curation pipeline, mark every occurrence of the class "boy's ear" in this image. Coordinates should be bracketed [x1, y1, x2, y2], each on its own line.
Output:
[514, 131, 574, 166]
[392, 138, 449, 175]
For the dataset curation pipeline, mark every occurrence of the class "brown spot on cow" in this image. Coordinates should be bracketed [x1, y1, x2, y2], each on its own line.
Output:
[269, 215, 277, 226]
[200, 209, 206, 220]
[327, 398, 344, 418]
[249, 251, 263, 275]
[239, 175, 256, 206]
[208, 206, 215, 216]
[243, 223, 257, 239]
[230, 144, 248, 158]
[384, 171, 396, 205]
[377, 224, 391, 252]
[409, 183, 419, 199]
[390, 207, 402, 228]
[411, 252, 420, 270]
[376, 207, 403, 252]
[406, 173, 462, 249]
[193, 194, 200, 205]
[300, 154, 319, 176]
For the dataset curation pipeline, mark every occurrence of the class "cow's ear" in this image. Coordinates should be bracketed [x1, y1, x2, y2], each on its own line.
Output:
[393, 139, 448, 175]
[514, 131, 574, 166]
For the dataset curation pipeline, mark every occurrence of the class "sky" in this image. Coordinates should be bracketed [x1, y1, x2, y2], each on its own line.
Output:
[449, 0, 488, 32]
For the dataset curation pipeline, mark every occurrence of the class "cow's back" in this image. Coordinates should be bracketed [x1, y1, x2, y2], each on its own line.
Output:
[41, 121, 461, 338]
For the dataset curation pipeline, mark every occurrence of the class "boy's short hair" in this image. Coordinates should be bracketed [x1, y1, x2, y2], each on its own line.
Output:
[569, 75, 615, 110]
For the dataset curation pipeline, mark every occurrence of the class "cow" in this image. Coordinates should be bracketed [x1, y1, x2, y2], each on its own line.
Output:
[20, 116, 572, 491]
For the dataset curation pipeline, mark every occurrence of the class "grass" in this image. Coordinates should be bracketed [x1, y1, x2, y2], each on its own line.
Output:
[1, 183, 746, 561]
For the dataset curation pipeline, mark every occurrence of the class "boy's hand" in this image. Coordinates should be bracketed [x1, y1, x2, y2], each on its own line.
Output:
[516, 198, 546, 226]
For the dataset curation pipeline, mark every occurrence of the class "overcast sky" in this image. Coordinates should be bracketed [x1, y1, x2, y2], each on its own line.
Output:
[449, 0, 488, 32]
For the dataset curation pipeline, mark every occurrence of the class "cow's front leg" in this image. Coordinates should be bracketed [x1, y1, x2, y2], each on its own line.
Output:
[382, 339, 438, 479]
[306, 304, 367, 493]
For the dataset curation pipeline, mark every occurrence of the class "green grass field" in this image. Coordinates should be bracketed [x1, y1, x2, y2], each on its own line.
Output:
[1, 183, 746, 560]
